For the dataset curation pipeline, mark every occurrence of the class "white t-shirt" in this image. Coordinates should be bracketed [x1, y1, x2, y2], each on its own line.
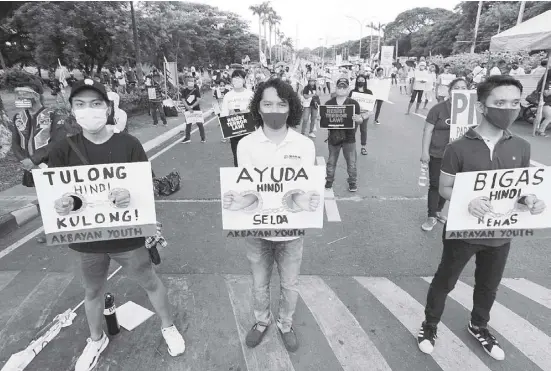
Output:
[236, 128, 316, 242]
[490, 66, 501, 76]
[413, 70, 430, 91]
[509, 67, 525, 76]
[220, 89, 254, 117]
[472, 66, 486, 83]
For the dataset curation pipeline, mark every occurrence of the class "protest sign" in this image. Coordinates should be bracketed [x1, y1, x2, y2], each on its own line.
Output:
[380, 46, 394, 68]
[32, 162, 157, 245]
[365, 78, 391, 102]
[147, 88, 157, 100]
[218, 112, 256, 139]
[446, 167, 551, 239]
[319, 105, 355, 129]
[450, 90, 480, 142]
[184, 110, 205, 125]
[351, 92, 376, 112]
[220, 166, 325, 237]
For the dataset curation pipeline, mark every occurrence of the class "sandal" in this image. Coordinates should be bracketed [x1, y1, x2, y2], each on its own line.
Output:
[361, 147, 368, 156]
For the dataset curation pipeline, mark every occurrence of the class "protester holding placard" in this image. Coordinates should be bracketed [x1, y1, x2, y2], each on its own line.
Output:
[220, 69, 254, 167]
[324, 78, 363, 192]
[407, 61, 430, 115]
[349, 74, 373, 155]
[47, 79, 186, 370]
[301, 77, 319, 138]
[420, 78, 468, 232]
[373, 67, 386, 125]
[148, 71, 167, 126]
[435, 64, 457, 103]
[180, 75, 206, 144]
[228, 78, 317, 352]
[418, 75, 546, 360]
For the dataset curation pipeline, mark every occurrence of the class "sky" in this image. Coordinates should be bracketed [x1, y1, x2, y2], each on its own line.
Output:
[196, 0, 461, 49]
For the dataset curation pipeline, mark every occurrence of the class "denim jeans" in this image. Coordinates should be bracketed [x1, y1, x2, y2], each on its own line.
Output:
[246, 238, 304, 332]
[184, 122, 205, 141]
[374, 100, 383, 122]
[424, 233, 510, 327]
[301, 107, 318, 134]
[326, 142, 357, 184]
[427, 156, 446, 217]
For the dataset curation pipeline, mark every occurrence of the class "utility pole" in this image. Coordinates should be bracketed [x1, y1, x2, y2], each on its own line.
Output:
[130, 1, 143, 85]
[471, 1, 483, 53]
[369, 24, 373, 66]
[517, 1, 526, 25]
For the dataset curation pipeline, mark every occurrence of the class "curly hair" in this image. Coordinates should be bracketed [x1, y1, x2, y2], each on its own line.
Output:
[249, 78, 303, 128]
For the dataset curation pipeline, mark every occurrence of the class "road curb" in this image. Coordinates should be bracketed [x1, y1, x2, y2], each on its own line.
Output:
[0, 109, 214, 238]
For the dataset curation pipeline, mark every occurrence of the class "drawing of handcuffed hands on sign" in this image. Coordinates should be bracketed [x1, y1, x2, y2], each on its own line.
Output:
[223, 189, 321, 213]
[54, 188, 131, 216]
[467, 194, 546, 220]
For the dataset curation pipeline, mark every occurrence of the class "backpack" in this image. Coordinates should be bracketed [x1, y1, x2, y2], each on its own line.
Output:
[153, 171, 181, 196]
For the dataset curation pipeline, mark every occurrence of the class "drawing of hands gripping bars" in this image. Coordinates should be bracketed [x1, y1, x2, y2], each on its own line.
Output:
[222, 190, 321, 214]
[467, 194, 547, 220]
[54, 188, 131, 216]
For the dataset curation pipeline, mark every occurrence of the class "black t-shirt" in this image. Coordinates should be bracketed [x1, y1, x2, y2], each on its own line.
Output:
[48, 133, 149, 253]
[181, 86, 202, 110]
[426, 100, 452, 158]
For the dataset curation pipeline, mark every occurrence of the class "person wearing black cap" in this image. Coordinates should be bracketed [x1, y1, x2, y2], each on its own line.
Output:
[220, 69, 254, 166]
[324, 77, 363, 192]
[48, 79, 186, 370]
[10, 77, 71, 243]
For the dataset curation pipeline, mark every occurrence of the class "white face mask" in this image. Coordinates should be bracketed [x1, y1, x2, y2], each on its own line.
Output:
[74, 108, 108, 134]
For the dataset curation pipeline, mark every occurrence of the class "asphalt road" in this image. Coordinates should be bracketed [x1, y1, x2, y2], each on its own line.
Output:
[0, 86, 550, 371]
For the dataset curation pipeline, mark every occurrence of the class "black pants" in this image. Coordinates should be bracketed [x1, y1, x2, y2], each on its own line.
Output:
[425, 232, 510, 327]
[230, 135, 246, 167]
[427, 156, 446, 217]
[410, 90, 424, 103]
[374, 100, 383, 122]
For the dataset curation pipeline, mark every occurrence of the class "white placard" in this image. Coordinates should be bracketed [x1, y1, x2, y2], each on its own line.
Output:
[147, 88, 156, 100]
[32, 162, 157, 245]
[116, 301, 155, 331]
[450, 90, 479, 142]
[365, 78, 391, 102]
[447, 167, 551, 239]
[220, 166, 325, 237]
[184, 110, 205, 124]
[351, 92, 376, 112]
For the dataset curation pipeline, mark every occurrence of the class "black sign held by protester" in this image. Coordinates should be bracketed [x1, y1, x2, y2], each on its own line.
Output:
[218, 112, 256, 139]
[319, 105, 355, 129]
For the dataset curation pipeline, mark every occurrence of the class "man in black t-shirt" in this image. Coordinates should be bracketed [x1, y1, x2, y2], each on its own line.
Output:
[324, 78, 363, 192]
[180, 76, 205, 143]
[48, 79, 186, 371]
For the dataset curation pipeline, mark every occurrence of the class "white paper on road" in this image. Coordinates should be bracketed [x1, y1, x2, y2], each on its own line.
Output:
[117, 301, 155, 331]
[446, 167, 551, 239]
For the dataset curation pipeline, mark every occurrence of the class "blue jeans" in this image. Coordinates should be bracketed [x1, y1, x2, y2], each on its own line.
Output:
[246, 238, 304, 332]
[301, 107, 318, 134]
[326, 142, 357, 184]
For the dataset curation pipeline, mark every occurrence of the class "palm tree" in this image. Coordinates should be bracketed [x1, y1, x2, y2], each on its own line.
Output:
[267, 10, 281, 63]
[282, 37, 293, 61]
[249, 2, 271, 61]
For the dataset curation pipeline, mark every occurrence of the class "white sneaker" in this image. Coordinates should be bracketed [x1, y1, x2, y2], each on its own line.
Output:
[308, 132, 316, 138]
[162, 324, 186, 356]
[74, 332, 109, 371]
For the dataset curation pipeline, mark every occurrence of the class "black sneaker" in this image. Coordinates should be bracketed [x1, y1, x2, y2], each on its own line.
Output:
[348, 183, 357, 192]
[181, 138, 190, 144]
[417, 321, 437, 354]
[325, 181, 332, 190]
[278, 326, 299, 352]
[245, 323, 268, 348]
[468, 322, 505, 360]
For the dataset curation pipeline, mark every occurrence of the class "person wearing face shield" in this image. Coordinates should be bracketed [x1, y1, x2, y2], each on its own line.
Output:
[220, 69, 254, 166]
[417, 75, 546, 360]
[224, 78, 317, 353]
[48, 79, 186, 370]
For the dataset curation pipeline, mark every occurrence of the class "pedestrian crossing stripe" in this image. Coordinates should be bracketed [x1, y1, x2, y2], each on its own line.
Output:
[1, 272, 550, 371]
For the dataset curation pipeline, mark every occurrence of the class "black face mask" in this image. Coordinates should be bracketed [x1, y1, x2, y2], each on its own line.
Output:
[260, 112, 288, 130]
[483, 106, 520, 131]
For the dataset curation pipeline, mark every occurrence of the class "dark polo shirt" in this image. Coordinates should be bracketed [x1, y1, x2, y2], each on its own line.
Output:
[441, 128, 531, 247]
[426, 100, 451, 158]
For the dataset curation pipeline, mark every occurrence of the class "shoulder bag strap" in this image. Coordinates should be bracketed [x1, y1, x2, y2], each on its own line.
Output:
[66, 136, 89, 165]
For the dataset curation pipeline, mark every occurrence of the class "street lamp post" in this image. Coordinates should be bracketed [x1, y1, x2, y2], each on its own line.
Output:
[346, 16, 369, 61]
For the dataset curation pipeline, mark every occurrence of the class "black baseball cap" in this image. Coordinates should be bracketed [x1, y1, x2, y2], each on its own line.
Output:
[336, 78, 349, 87]
[69, 78, 109, 103]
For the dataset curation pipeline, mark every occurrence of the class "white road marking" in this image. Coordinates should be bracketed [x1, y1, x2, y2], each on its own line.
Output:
[409, 112, 546, 167]
[0, 226, 44, 260]
[225, 274, 295, 371]
[316, 156, 342, 222]
[423, 277, 551, 370]
[299, 275, 392, 371]
[501, 278, 551, 310]
[357, 276, 490, 371]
